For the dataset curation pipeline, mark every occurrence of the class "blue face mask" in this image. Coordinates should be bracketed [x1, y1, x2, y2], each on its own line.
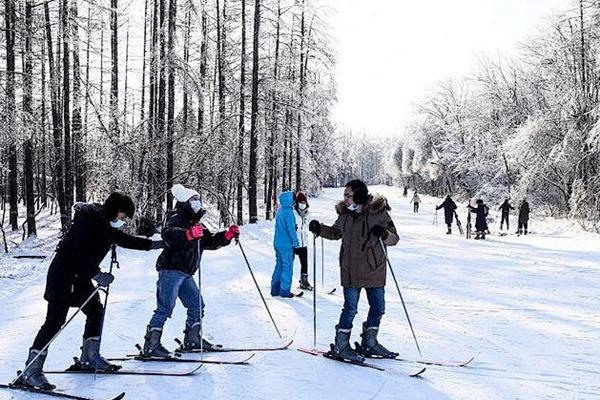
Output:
[110, 219, 126, 230]
[190, 200, 203, 213]
[347, 203, 359, 212]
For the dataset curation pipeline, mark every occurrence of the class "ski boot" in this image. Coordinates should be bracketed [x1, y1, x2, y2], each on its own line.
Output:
[328, 325, 365, 363]
[143, 326, 171, 357]
[446, 227, 452, 235]
[182, 322, 221, 351]
[355, 323, 398, 358]
[299, 274, 313, 291]
[15, 349, 55, 390]
[72, 337, 121, 372]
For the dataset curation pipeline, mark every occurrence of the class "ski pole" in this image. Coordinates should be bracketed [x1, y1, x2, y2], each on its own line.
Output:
[94, 244, 120, 379]
[379, 238, 422, 357]
[320, 237, 324, 288]
[236, 238, 282, 338]
[12, 286, 103, 385]
[313, 234, 317, 348]
[196, 239, 204, 358]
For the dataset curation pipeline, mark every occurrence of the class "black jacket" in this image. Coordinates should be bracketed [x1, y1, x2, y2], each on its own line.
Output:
[468, 203, 489, 232]
[499, 200, 514, 214]
[436, 197, 457, 224]
[156, 202, 231, 275]
[518, 201, 530, 223]
[44, 203, 155, 305]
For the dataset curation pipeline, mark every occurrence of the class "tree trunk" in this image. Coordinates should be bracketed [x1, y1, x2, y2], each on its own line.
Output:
[72, 0, 85, 202]
[109, 0, 119, 189]
[248, 0, 261, 223]
[140, 0, 149, 122]
[266, 0, 281, 220]
[45, 2, 69, 229]
[23, 0, 36, 236]
[237, 0, 247, 225]
[63, 0, 73, 211]
[166, 0, 177, 210]
[197, 1, 208, 136]
[5, 0, 18, 231]
[295, 0, 305, 192]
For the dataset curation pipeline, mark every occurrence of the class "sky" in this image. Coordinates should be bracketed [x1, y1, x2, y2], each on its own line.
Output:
[326, 0, 575, 137]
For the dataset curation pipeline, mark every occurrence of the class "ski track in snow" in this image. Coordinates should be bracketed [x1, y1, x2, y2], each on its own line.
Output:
[1, 186, 599, 399]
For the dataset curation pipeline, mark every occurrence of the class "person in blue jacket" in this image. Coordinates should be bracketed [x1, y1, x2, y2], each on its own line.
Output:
[271, 191, 300, 298]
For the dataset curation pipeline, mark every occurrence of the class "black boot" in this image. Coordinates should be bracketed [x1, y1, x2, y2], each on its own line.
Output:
[77, 337, 121, 371]
[16, 349, 54, 390]
[330, 325, 364, 363]
[143, 326, 171, 357]
[299, 274, 313, 291]
[446, 227, 452, 234]
[356, 323, 398, 358]
[182, 322, 220, 351]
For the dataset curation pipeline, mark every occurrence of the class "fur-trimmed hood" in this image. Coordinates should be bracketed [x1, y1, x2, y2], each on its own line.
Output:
[335, 193, 390, 215]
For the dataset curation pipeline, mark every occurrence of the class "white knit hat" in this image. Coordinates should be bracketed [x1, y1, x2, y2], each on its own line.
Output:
[171, 184, 199, 202]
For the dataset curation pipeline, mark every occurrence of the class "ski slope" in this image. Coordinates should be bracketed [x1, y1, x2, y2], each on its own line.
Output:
[1, 186, 599, 399]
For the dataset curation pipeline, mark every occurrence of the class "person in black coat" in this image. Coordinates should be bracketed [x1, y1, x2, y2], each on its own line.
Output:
[142, 184, 240, 357]
[18, 193, 163, 390]
[436, 195, 457, 234]
[498, 198, 514, 231]
[468, 199, 489, 239]
[518, 199, 530, 235]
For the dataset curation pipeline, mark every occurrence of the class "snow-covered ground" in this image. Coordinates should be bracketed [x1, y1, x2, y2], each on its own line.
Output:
[1, 186, 599, 400]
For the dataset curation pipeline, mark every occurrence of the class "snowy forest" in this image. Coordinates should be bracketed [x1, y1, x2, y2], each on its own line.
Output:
[395, 1, 600, 232]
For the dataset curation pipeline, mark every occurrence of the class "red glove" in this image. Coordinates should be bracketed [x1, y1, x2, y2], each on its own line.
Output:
[225, 225, 240, 241]
[186, 224, 204, 241]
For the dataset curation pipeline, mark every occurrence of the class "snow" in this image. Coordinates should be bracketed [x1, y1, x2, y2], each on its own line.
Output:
[1, 186, 599, 399]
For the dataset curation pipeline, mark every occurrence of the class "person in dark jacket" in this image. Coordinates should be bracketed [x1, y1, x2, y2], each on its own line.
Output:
[410, 191, 421, 213]
[518, 199, 530, 235]
[309, 180, 399, 363]
[436, 195, 457, 234]
[142, 184, 239, 357]
[468, 199, 489, 239]
[18, 193, 163, 390]
[498, 198, 514, 232]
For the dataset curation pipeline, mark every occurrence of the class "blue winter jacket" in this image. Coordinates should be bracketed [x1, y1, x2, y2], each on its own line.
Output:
[274, 191, 300, 250]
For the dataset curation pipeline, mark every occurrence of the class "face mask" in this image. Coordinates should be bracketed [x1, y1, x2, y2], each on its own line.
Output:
[110, 219, 126, 229]
[347, 203, 359, 212]
[190, 200, 203, 213]
[298, 203, 307, 211]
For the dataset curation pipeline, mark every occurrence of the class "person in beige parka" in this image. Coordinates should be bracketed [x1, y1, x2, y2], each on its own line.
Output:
[309, 179, 399, 363]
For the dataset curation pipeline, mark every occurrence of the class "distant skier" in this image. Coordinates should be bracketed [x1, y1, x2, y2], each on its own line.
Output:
[468, 199, 489, 239]
[403, 186, 408, 197]
[518, 198, 530, 235]
[436, 195, 457, 234]
[17, 193, 164, 390]
[294, 191, 312, 290]
[142, 184, 239, 357]
[498, 198, 514, 232]
[410, 191, 421, 213]
[309, 179, 399, 363]
[271, 191, 301, 298]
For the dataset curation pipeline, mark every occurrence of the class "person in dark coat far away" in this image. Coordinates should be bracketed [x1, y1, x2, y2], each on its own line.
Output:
[468, 199, 489, 240]
[436, 195, 457, 234]
[518, 199, 530, 235]
[498, 198, 514, 232]
[18, 192, 164, 390]
[410, 191, 421, 213]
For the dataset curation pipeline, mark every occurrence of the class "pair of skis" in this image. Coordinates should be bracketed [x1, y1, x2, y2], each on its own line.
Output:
[297, 347, 426, 377]
[0, 383, 125, 400]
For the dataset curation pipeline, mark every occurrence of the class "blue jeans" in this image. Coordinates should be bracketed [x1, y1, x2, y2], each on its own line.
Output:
[149, 269, 204, 329]
[271, 248, 294, 296]
[338, 287, 385, 330]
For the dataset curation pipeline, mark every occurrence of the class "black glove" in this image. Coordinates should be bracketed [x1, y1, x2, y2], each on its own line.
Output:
[309, 220, 321, 236]
[370, 225, 388, 239]
[293, 247, 301, 255]
[151, 240, 164, 250]
[93, 271, 115, 287]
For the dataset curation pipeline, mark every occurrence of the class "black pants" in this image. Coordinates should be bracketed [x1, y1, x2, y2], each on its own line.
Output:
[518, 221, 528, 233]
[294, 246, 308, 275]
[32, 294, 103, 351]
[500, 213, 509, 230]
[413, 203, 419, 213]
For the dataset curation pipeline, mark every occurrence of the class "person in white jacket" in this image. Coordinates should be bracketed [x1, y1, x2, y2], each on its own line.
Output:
[294, 191, 312, 290]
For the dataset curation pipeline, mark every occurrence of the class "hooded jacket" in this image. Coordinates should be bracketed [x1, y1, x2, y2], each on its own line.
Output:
[319, 194, 399, 288]
[44, 203, 155, 305]
[156, 201, 231, 275]
[274, 191, 300, 250]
